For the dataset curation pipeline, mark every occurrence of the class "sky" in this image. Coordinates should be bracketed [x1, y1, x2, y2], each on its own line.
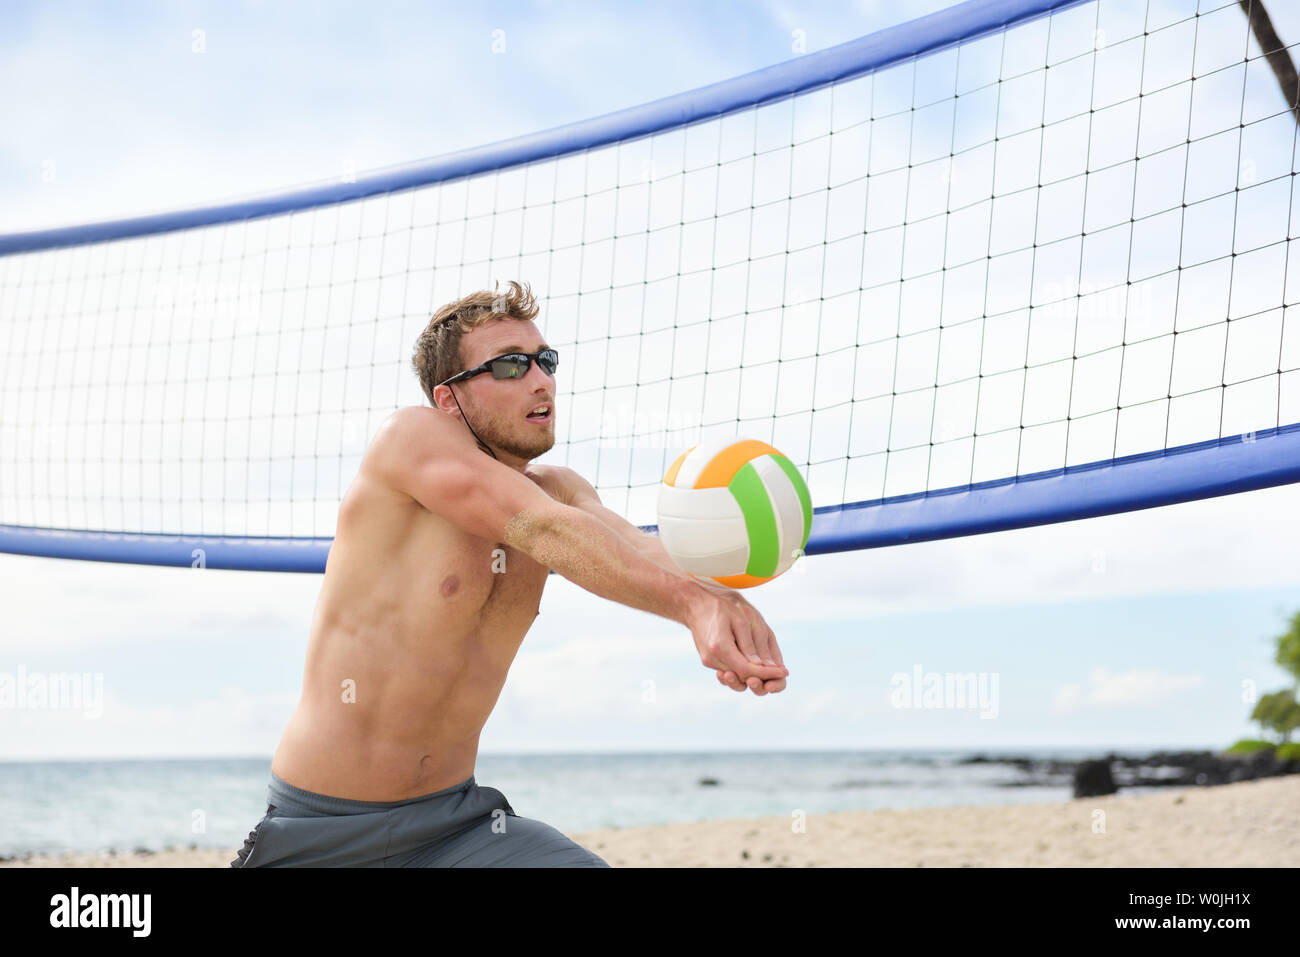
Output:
[0, 0, 961, 233]
[2, 0, 1300, 761]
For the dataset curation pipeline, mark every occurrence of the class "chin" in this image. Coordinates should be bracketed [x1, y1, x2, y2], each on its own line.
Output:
[499, 430, 555, 461]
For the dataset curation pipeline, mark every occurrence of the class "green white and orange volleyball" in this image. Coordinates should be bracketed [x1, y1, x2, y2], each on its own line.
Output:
[656, 437, 813, 589]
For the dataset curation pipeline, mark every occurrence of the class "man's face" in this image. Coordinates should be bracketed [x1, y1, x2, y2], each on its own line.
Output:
[448, 319, 556, 463]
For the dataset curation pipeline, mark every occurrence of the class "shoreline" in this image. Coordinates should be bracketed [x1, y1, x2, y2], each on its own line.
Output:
[5, 774, 1296, 868]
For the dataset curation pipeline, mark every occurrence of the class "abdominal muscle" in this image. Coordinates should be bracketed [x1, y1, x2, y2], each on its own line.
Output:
[270, 467, 550, 802]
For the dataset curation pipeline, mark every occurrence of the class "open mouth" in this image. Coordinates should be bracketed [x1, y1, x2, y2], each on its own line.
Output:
[525, 404, 552, 423]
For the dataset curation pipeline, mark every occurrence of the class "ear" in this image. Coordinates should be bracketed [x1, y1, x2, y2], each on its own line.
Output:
[432, 382, 462, 416]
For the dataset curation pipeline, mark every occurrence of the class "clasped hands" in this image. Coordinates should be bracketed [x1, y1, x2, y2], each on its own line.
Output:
[685, 577, 787, 696]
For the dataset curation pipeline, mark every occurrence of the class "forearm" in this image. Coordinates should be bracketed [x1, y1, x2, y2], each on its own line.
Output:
[590, 521, 743, 607]
[506, 506, 711, 625]
[626, 530, 683, 575]
[630, 531, 732, 595]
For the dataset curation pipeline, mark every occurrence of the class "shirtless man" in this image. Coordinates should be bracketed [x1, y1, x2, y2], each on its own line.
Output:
[231, 280, 788, 867]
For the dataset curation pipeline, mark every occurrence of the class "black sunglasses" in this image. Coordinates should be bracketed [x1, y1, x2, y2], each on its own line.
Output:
[438, 348, 559, 387]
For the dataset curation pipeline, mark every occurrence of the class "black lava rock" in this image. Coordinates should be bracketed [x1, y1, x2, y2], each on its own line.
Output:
[1073, 759, 1117, 798]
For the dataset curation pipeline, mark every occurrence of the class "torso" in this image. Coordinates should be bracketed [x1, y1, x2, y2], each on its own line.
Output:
[270, 430, 564, 801]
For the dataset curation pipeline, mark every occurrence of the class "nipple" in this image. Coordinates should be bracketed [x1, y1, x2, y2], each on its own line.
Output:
[440, 574, 459, 597]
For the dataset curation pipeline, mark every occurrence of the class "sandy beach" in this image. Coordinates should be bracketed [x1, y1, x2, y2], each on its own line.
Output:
[5, 774, 1296, 868]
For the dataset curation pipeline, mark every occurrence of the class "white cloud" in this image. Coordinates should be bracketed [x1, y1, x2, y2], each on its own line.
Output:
[796, 687, 842, 717]
[1052, 667, 1207, 714]
[500, 632, 730, 721]
[0, 555, 320, 652]
[0, 683, 297, 760]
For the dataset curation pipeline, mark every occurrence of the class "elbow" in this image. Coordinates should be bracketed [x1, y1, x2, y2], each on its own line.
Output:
[502, 503, 565, 555]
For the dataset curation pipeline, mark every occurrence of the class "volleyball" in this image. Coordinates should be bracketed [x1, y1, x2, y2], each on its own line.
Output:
[656, 437, 813, 589]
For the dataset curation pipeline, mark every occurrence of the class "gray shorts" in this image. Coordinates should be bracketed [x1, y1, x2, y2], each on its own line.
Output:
[230, 771, 610, 868]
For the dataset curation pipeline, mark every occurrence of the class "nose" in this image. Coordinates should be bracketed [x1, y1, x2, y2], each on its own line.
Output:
[526, 355, 554, 387]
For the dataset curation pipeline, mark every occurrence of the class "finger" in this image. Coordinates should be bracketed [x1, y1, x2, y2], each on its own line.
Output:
[743, 614, 784, 670]
[761, 676, 786, 693]
[758, 623, 786, 671]
[751, 620, 785, 670]
[716, 669, 745, 692]
[730, 612, 764, 669]
[716, 626, 785, 680]
[770, 632, 786, 670]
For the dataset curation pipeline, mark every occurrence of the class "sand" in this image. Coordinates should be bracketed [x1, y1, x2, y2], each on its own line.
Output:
[5, 775, 1296, 867]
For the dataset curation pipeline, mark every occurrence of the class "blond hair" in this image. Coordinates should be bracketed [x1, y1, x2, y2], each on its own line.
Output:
[411, 280, 540, 405]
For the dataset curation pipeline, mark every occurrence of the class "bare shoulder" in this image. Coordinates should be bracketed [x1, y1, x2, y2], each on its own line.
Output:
[372, 406, 461, 456]
[364, 406, 463, 489]
[378, 405, 448, 440]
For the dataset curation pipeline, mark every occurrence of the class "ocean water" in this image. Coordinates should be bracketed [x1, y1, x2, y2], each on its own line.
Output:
[0, 750, 1157, 858]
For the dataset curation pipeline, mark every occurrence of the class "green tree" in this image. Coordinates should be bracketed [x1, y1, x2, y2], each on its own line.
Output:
[1275, 608, 1300, 688]
[1251, 689, 1300, 744]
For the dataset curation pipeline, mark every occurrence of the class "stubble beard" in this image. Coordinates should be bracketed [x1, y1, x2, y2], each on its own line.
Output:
[471, 401, 555, 462]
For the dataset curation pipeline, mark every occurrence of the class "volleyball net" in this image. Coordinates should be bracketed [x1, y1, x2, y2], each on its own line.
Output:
[2, 0, 1299, 571]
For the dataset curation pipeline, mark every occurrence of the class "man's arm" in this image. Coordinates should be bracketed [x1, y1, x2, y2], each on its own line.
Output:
[551, 466, 672, 565]
[369, 408, 786, 689]
[372, 408, 697, 625]
[555, 465, 726, 583]
[555, 465, 788, 694]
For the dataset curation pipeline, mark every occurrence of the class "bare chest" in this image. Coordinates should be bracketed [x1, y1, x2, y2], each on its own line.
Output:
[434, 535, 549, 626]
[324, 465, 561, 662]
